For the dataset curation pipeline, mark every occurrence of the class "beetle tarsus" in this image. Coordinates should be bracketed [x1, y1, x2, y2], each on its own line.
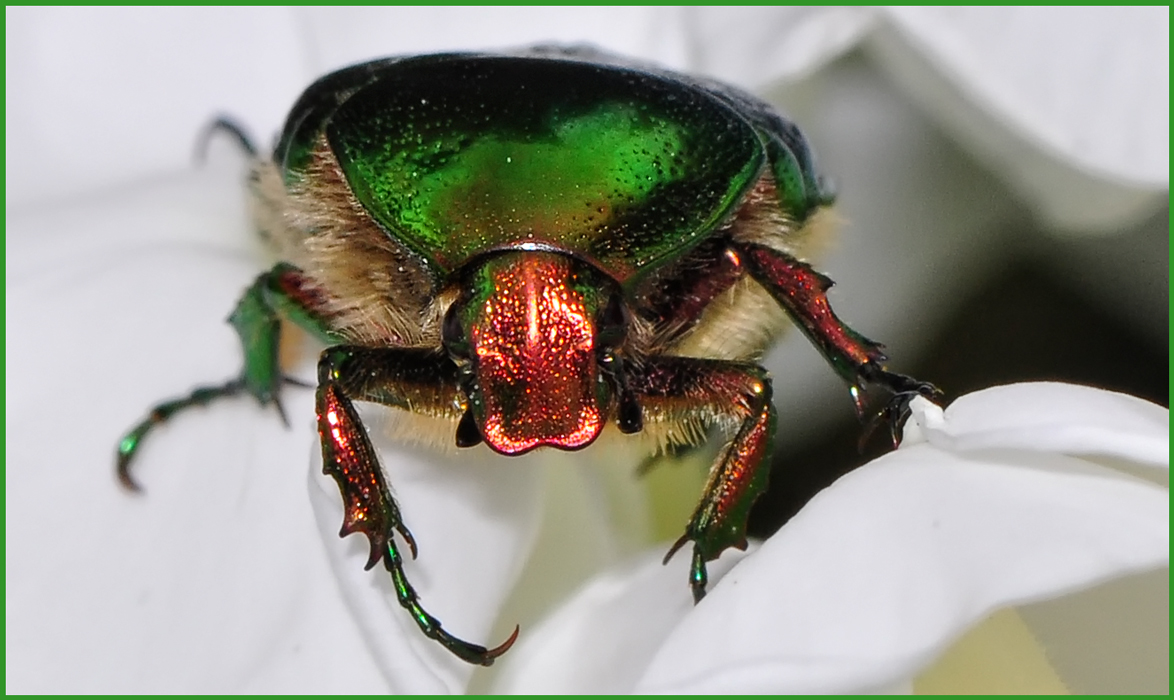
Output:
[116, 439, 147, 493]
[485, 625, 522, 661]
[662, 533, 689, 566]
[662, 537, 710, 603]
[115, 374, 314, 491]
[271, 375, 318, 429]
[272, 396, 291, 428]
[396, 523, 419, 560]
[688, 546, 708, 604]
[115, 377, 247, 492]
[855, 363, 943, 450]
[382, 541, 519, 666]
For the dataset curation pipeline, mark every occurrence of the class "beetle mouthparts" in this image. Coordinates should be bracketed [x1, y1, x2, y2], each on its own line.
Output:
[468, 252, 606, 454]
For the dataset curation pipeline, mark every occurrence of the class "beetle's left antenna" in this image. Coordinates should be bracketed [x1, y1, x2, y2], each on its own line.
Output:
[194, 115, 258, 164]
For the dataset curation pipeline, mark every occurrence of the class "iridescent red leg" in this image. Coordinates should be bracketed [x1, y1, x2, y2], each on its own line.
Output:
[630, 357, 777, 603]
[316, 345, 518, 665]
[739, 243, 942, 445]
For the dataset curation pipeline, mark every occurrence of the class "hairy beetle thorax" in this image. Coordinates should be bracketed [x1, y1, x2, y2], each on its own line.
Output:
[461, 251, 612, 455]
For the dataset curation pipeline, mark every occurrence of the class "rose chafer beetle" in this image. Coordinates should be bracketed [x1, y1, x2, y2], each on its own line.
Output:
[117, 46, 939, 666]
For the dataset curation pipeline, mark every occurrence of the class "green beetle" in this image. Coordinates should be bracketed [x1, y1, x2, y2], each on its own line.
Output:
[117, 46, 939, 666]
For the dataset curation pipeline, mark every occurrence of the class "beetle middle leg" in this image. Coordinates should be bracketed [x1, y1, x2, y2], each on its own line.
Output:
[194, 115, 259, 162]
[316, 345, 518, 666]
[630, 357, 777, 603]
[117, 263, 341, 489]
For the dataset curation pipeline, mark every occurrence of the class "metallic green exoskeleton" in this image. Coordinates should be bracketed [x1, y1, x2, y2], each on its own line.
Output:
[117, 46, 940, 665]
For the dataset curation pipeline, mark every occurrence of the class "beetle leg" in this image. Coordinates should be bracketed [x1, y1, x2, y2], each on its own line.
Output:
[229, 263, 344, 410]
[634, 236, 744, 339]
[738, 243, 942, 446]
[116, 264, 342, 489]
[316, 345, 518, 666]
[630, 357, 776, 603]
[117, 378, 240, 490]
[194, 115, 258, 162]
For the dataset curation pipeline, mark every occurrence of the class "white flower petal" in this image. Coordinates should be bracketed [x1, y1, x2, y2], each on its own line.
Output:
[308, 436, 544, 693]
[490, 386, 1168, 692]
[870, 7, 1168, 232]
[489, 547, 752, 694]
[1018, 567, 1168, 694]
[908, 383, 1170, 468]
[6, 7, 308, 211]
[881, 7, 1168, 187]
[634, 441, 1168, 693]
[683, 7, 878, 86]
[7, 171, 385, 692]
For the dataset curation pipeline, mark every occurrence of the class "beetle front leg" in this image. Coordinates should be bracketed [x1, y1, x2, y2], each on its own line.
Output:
[117, 264, 341, 489]
[631, 357, 776, 603]
[316, 345, 517, 666]
[739, 243, 941, 446]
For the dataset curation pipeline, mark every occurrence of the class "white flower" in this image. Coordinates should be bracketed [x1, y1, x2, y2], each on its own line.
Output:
[483, 384, 1169, 693]
[7, 7, 1167, 693]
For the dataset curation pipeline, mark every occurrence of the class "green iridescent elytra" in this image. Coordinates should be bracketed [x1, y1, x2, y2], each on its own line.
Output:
[276, 52, 830, 282]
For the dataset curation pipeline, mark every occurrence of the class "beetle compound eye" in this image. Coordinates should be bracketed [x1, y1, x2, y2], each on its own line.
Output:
[442, 304, 469, 358]
[597, 292, 630, 350]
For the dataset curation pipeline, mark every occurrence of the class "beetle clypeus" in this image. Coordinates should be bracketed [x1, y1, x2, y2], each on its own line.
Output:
[117, 46, 940, 666]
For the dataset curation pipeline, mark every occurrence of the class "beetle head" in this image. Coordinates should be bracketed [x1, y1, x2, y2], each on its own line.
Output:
[444, 251, 626, 455]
